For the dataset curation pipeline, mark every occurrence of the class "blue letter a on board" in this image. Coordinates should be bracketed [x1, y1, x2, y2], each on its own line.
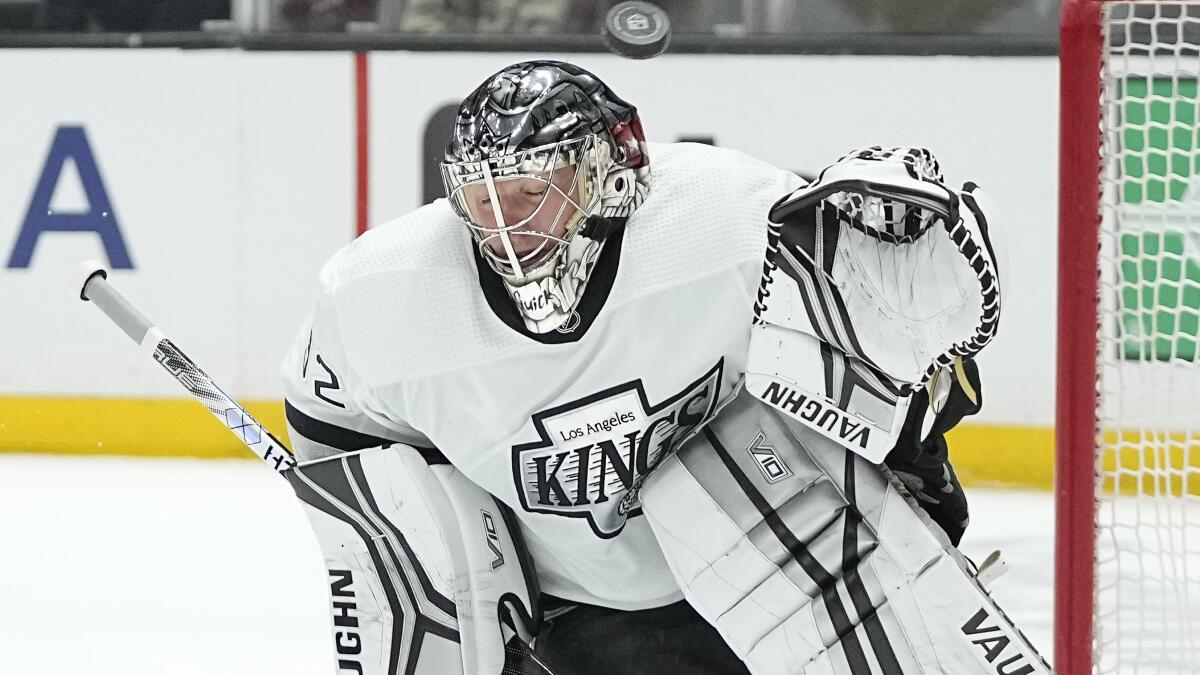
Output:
[7, 126, 133, 269]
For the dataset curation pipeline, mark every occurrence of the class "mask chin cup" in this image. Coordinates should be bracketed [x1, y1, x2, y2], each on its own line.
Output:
[502, 233, 606, 334]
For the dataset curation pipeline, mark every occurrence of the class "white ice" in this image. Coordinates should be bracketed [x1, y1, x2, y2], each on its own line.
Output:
[0, 454, 1057, 674]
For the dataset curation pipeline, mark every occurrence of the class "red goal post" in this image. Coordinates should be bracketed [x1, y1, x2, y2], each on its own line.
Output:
[1058, 2, 1200, 674]
[1057, 2, 1102, 673]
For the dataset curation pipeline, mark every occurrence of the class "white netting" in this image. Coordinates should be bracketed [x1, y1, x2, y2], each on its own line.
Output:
[1098, 3, 1200, 672]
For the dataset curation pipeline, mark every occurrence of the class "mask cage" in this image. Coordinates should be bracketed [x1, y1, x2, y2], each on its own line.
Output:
[442, 135, 609, 279]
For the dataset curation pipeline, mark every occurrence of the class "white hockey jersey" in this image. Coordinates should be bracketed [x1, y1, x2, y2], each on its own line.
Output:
[281, 142, 803, 610]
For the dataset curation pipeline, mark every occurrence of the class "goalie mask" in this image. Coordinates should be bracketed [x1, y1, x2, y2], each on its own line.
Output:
[442, 60, 650, 334]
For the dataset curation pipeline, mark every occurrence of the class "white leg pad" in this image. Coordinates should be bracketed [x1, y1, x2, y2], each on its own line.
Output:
[640, 388, 1054, 675]
[287, 445, 538, 675]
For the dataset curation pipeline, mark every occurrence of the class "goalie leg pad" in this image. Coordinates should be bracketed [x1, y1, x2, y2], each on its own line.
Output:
[286, 445, 538, 675]
[640, 388, 1052, 675]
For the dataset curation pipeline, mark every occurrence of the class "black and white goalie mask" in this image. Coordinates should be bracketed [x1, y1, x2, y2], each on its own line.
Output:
[442, 60, 650, 333]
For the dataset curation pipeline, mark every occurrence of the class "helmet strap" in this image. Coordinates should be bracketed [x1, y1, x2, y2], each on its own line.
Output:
[579, 215, 625, 242]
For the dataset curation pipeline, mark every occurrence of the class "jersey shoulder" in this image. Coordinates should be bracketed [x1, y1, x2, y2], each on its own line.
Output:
[319, 198, 470, 292]
[617, 143, 802, 296]
[649, 141, 797, 187]
[314, 199, 531, 385]
[641, 142, 803, 237]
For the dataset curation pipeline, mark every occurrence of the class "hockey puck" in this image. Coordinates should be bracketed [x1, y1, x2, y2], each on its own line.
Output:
[602, 1, 671, 60]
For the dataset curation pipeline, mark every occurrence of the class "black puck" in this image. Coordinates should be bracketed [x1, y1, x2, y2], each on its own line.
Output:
[602, 1, 671, 60]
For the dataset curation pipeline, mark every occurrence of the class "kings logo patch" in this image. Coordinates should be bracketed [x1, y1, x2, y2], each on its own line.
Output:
[512, 359, 723, 538]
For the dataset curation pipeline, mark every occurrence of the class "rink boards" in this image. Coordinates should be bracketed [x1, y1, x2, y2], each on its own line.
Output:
[0, 48, 1149, 489]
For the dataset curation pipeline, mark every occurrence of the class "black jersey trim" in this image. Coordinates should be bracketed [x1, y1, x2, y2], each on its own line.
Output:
[285, 399, 449, 464]
[471, 224, 625, 345]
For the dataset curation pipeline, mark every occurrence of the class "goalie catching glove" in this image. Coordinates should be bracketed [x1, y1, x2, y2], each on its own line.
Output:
[746, 146, 1002, 461]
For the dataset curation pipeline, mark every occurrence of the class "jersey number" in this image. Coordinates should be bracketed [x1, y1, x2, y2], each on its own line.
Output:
[313, 354, 346, 409]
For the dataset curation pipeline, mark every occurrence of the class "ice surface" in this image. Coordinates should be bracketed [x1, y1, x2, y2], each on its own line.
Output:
[0, 454, 1058, 674]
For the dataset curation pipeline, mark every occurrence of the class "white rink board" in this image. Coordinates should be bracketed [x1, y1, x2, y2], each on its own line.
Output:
[0, 50, 1057, 426]
[0, 50, 353, 400]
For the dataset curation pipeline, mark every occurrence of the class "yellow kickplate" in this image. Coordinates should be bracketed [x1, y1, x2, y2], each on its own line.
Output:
[947, 424, 1055, 491]
[0, 397, 289, 458]
[16, 398, 1193, 495]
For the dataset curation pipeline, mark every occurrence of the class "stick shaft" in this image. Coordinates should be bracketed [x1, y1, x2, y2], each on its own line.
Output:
[84, 272, 155, 344]
[81, 274, 296, 473]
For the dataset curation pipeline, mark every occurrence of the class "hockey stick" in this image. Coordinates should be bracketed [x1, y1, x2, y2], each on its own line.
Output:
[75, 260, 296, 473]
[74, 261, 563, 675]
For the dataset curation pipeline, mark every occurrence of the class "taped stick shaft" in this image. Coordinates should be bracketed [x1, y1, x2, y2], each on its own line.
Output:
[80, 273, 296, 473]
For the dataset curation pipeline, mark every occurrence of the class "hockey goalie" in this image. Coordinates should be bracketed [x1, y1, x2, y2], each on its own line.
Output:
[640, 146, 1052, 674]
[277, 60, 1052, 674]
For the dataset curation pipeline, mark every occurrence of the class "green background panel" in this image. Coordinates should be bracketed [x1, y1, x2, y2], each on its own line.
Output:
[1121, 77, 1199, 204]
[1119, 232, 1200, 361]
[1118, 77, 1200, 362]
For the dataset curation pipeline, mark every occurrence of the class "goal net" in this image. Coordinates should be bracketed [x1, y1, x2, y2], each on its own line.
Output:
[1059, 2, 1200, 674]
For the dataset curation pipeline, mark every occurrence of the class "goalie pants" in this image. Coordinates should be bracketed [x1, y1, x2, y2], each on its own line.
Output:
[532, 596, 751, 675]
